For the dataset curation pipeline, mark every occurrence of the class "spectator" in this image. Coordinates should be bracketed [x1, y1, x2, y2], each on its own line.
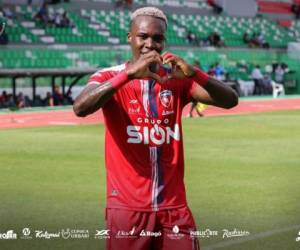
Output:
[275, 64, 285, 84]
[214, 63, 225, 81]
[60, 11, 73, 27]
[5, 93, 16, 108]
[0, 90, 8, 107]
[55, 11, 74, 28]
[16, 92, 26, 108]
[115, 0, 133, 9]
[207, 64, 216, 77]
[207, 32, 225, 47]
[2, 7, 14, 19]
[186, 31, 198, 46]
[244, 32, 269, 49]
[261, 74, 273, 94]
[44, 92, 54, 106]
[251, 65, 265, 95]
[257, 33, 269, 49]
[34, 1, 52, 26]
[243, 32, 250, 44]
[64, 90, 73, 105]
[291, 3, 300, 19]
[0, 28, 8, 45]
[52, 85, 63, 105]
[189, 61, 207, 117]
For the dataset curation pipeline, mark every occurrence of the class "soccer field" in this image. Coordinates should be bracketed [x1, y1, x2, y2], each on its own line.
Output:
[0, 110, 299, 250]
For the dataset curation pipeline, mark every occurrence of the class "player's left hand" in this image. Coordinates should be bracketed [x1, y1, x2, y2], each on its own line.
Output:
[161, 52, 195, 82]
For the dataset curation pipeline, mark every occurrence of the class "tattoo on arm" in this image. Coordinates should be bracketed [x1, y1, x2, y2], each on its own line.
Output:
[88, 81, 112, 98]
[73, 81, 115, 117]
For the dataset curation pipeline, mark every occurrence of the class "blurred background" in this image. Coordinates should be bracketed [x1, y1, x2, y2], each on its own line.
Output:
[1, 2, 300, 250]
[0, 0, 299, 109]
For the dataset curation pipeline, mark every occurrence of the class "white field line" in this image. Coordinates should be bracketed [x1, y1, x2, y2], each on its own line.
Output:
[202, 224, 300, 250]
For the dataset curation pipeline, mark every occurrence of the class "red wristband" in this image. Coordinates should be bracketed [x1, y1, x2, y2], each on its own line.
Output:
[192, 67, 209, 86]
[111, 70, 129, 89]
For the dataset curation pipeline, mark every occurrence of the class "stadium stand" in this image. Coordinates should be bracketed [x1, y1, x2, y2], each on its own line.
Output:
[0, 0, 299, 107]
[2, 4, 300, 47]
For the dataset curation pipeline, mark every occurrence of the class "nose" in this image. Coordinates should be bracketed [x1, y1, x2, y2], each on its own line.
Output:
[145, 37, 155, 49]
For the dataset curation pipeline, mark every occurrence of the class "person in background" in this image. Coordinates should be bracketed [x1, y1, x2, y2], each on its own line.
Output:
[52, 86, 63, 106]
[275, 64, 285, 84]
[251, 65, 265, 95]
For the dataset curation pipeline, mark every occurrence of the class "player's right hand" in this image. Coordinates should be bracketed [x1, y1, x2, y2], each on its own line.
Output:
[125, 51, 163, 83]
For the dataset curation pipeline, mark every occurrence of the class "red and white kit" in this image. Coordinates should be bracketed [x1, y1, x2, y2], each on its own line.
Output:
[88, 63, 200, 250]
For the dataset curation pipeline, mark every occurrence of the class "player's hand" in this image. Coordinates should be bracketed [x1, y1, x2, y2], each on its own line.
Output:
[126, 51, 163, 83]
[161, 52, 195, 82]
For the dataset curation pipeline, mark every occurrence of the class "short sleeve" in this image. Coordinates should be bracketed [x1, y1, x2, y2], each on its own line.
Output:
[181, 78, 198, 106]
[87, 70, 114, 85]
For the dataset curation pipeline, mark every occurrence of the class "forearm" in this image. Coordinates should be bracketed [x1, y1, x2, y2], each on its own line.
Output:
[73, 82, 114, 117]
[73, 70, 129, 117]
[203, 77, 239, 109]
[192, 68, 239, 109]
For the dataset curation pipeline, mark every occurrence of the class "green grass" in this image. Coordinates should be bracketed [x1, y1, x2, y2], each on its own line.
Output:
[0, 110, 300, 250]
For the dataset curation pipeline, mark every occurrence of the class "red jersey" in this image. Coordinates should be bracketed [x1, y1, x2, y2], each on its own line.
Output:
[88, 63, 197, 211]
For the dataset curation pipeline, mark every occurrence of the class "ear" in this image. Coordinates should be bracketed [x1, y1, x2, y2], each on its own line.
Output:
[127, 32, 132, 43]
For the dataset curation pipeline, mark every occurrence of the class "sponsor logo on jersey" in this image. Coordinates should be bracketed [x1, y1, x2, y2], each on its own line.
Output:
[127, 123, 180, 145]
[129, 99, 141, 114]
[162, 110, 174, 116]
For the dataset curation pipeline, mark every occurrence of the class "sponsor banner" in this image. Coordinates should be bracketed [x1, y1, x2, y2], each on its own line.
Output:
[94, 229, 110, 239]
[115, 227, 137, 239]
[222, 228, 250, 238]
[35, 230, 60, 239]
[190, 229, 218, 238]
[61, 229, 89, 239]
[167, 225, 184, 240]
[20, 228, 32, 240]
[296, 231, 300, 242]
[0, 230, 17, 240]
[139, 229, 161, 237]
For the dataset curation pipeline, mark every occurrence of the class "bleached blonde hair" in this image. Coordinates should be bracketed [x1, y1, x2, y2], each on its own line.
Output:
[131, 7, 168, 26]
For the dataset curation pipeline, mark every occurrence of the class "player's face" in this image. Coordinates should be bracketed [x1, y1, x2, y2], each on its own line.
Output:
[128, 16, 166, 62]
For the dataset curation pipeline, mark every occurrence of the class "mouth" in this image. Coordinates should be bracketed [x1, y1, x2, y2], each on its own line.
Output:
[140, 51, 151, 55]
[140, 49, 161, 55]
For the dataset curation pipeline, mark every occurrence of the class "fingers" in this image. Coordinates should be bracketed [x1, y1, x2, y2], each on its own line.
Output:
[142, 51, 163, 66]
[147, 70, 163, 83]
[162, 52, 177, 64]
[161, 74, 173, 83]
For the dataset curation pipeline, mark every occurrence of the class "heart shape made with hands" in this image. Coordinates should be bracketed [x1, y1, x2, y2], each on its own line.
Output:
[159, 52, 195, 83]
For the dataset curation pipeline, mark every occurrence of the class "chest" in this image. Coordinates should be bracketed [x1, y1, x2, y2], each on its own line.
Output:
[116, 79, 179, 121]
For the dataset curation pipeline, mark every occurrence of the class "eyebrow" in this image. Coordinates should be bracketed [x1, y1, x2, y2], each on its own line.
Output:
[137, 32, 165, 38]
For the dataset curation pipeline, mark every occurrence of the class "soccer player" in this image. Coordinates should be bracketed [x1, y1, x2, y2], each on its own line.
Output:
[73, 7, 238, 250]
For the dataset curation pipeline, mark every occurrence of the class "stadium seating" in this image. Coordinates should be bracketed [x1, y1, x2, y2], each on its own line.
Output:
[1, 47, 299, 85]
[3, 5, 299, 48]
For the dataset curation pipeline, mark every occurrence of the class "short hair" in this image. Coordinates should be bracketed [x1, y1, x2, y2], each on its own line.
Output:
[131, 7, 168, 26]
